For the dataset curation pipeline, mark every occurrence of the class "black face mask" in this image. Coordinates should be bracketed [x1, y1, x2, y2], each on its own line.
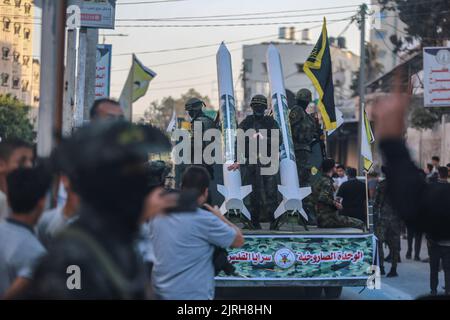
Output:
[296, 100, 309, 111]
[252, 106, 266, 117]
[188, 109, 200, 120]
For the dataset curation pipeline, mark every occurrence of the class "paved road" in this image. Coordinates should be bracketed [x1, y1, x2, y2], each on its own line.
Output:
[342, 237, 445, 300]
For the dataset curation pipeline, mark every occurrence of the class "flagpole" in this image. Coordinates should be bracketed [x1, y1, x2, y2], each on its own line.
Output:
[364, 171, 371, 232]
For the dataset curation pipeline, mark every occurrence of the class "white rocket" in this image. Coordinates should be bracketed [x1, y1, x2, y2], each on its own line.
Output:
[216, 42, 252, 219]
[266, 44, 311, 220]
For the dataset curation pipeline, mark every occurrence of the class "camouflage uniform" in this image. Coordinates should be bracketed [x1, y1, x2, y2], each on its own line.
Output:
[239, 95, 281, 226]
[374, 179, 401, 275]
[311, 175, 365, 229]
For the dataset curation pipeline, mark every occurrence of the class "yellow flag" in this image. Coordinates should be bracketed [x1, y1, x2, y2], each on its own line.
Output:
[361, 106, 375, 172]
[119, 54, 156, 121]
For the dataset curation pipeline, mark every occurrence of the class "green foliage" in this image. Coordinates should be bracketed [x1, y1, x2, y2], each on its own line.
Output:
[0, 94, 35, 143]
[408, 103, 440, 130]
[140, 88, 211, 129]
[379, 0, 450, 50]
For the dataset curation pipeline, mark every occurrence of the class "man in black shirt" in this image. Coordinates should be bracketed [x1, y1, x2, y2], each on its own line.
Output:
[336, 167, 366, 222]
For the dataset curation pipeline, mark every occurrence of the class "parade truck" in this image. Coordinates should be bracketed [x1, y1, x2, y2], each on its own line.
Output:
[212, 42, 378, 299]
[214, 225, 377, 299]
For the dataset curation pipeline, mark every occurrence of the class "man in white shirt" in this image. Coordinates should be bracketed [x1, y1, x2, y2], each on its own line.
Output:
[36, 175, 80, 248]
[333, 164, 348, 190]
[0, 167, 51, 299]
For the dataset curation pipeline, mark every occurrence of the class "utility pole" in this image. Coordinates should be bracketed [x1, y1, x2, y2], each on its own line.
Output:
[37, 0, 67, 157]
[63, 28, 77, 136]
[357, 3, 367, 175]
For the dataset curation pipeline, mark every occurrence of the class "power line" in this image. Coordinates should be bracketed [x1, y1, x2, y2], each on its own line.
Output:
[114, 17, 352, 28]
[111, 19, 344, 71]
[115, 9, 357, 22]
[116, 0, 187, 5]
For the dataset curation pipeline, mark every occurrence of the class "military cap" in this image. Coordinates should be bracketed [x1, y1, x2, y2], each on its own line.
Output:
[250, 94, 268, 108]
[296, 88, 312, 104]
[185, 97, 205, 111]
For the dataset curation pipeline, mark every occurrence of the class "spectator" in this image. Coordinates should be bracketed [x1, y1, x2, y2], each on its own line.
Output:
[89, 98, 124, 121]
[0, 139, 34, 221]
[36, 174, 80, 249]
[437, 166, 448, 184]
[29, 122, 172, 299]
[333, 164, 347, 189]
[431, 156, 440, 173]
[150, 165, 244, 300]
[373, 87, 450, 296]
[425, 163, 438, 183]
[0, 166, 51, 299]
[447, 163, 450, 182]
[336, 167, 366, 222]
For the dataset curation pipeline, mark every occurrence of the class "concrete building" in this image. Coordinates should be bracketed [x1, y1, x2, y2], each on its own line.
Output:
[241, 35, 360, 168]
[0, 0, 39, 108]
[241, 38, 359, 113]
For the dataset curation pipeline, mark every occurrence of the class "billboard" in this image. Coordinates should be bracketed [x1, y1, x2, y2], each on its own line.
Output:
[424, 47, 450, 107]
[78, 0, 116, 29]
[95, 44, 112, 99]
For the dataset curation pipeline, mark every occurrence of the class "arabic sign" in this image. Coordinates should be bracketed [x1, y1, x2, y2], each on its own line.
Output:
[216, 234, 376, 280]
[95, 44, 112, 99]
[78, 0, 116, 29]
[424, 47, 450, 107]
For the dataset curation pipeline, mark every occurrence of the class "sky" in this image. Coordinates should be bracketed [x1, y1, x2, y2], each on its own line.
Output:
[34, 0, 369, 117]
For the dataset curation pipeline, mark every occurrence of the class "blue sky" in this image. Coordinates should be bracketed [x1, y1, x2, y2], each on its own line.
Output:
[35, 0, 369, 115]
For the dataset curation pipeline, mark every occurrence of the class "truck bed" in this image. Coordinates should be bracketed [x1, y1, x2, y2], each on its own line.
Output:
[238, 223, 365, 235]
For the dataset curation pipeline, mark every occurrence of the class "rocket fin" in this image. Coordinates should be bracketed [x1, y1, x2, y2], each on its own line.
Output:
[274, 200, 286, 219]
[299, 186, 312, 200]
[241, 205, 252, 221]
[219, 202, 227, 215]
[240, 185, 252, 199]
[217, 184, 227, 198]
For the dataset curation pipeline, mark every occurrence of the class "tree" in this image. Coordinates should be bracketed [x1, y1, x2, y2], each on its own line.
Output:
[0, 94, 35, 143]
[379, 0, 450, 52]
[140, 88, 212, 129]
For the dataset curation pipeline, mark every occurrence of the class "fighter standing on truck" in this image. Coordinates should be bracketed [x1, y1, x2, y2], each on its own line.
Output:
[239, 95, 280, 229]
[184, 97, 217, 182]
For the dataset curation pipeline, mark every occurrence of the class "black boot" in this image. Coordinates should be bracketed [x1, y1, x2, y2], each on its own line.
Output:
[386, 269, 398, 277]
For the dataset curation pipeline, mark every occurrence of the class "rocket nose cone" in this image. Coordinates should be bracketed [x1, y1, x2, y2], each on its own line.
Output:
[217, 42, 230, 58]
[267, 44, 279, 56]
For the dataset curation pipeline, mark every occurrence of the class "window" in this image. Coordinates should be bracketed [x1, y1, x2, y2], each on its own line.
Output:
[244, 59, 253, 73]
[1, 73, 10, 87]
[22, 55, 30, 66]
[296, 63, 305, 73]
[3, 17, 11, 31]
[24, 27, 31, 39]
[375, 30, 387, 40]
[13, 50, 20, 63]
[12, 76, 20, 89]
[14, 0, 21, 8]
[14, 22, 21, 35]
[261, 62, 267, 74]
[24, 2, 31, 14]
[21, 80, 29, 92]
[2, 47, 10, 60]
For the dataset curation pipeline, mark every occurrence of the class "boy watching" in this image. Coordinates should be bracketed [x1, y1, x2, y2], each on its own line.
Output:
[0, 166, 51, 299]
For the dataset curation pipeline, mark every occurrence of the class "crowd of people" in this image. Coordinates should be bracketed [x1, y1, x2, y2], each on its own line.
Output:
[0, 87, 449, 299]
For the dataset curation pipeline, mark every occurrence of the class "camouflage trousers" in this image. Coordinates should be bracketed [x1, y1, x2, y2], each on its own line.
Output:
[242, 164, 280, 224]
[295, 149, 312, 186]
[317, 210, 365, 230]
[376, 217, 401, 271]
